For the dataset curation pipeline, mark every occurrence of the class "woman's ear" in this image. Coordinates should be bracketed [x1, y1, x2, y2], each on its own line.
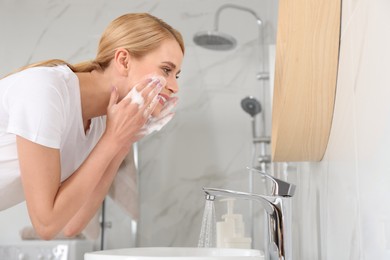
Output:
[114, 48, 131, 76]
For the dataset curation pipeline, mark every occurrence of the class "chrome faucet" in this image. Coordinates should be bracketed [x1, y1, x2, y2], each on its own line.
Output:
[246, 167, 295, 197]
[203, 167, 296, 260]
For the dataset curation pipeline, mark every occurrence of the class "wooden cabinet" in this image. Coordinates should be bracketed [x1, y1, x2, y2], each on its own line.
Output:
[271, 0, 342, 161]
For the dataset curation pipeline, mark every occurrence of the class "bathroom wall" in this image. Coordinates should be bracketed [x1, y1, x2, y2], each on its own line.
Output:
[0, 0, 278, 252]
[136, 0, 278, 248]
[288, 0, 390, 259]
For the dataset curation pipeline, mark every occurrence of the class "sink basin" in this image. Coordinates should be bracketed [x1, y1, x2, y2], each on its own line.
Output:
[84, 247, 264, 260]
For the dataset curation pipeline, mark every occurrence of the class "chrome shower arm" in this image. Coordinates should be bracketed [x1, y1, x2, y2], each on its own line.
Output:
[214, 4, 263, 31]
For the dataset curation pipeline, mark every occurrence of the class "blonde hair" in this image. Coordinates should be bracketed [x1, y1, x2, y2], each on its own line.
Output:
[11, 13, 184, 74]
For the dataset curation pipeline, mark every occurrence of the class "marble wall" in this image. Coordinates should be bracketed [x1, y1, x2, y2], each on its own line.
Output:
[136, 0, 278, 249]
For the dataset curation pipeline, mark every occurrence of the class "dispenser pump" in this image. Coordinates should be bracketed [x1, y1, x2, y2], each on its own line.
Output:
[216, 198, 252, 249]
[225, 198, 234, 214]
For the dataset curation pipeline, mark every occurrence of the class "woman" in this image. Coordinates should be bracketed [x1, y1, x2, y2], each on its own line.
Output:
[0, 13, 184, 239]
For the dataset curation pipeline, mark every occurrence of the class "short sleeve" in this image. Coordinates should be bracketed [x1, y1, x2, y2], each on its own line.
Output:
[4, 69, 67, 148]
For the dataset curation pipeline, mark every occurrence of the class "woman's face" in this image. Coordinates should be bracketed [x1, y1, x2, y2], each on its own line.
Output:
[126, 39, 183, 117]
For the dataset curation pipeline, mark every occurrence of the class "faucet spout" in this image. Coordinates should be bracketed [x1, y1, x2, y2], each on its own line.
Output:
[203, 187, 292, 260]
[204, 187, 275, 214]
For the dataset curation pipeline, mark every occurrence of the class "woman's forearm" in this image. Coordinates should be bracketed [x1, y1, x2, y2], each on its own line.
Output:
[62, 145, 131, 236]
[18, 134, 123, 239]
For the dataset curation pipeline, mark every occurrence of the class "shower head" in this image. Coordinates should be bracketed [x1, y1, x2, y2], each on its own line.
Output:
[193, 4, 263, 51]
[241, 96, 262, 117]
[193, 31, 237, 51]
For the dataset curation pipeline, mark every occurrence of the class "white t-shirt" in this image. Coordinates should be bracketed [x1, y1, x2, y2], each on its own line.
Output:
[0, 65, 105, 210]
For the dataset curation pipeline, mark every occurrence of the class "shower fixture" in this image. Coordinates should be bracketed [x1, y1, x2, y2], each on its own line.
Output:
[241, 97, 271, 253]
[241, 96, 270, 167]
[193, 4, 263, 51]
[241, 96, 262, 139]
[241, 96, 262, 117]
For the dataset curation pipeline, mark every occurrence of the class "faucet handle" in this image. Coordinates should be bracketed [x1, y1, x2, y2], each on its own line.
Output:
[246, 167, 296, 197]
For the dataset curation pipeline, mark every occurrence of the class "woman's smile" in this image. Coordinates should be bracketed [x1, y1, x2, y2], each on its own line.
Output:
[158, 93, 170, 105]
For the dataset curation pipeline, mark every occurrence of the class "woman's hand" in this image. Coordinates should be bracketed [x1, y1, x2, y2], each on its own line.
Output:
[104, 78, 164, 148]
[140, 96, 178, 136]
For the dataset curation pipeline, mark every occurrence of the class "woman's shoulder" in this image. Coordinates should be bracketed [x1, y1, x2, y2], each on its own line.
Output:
[16, 65, 75, 84]
[4, 65, 78, 97]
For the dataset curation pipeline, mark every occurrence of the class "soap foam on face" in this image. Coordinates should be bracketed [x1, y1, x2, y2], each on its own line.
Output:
[123, 74, 175, 137]
[146, 74, 166, 88]
[124, 74, 166, 107]
[126, 87, 144, 106]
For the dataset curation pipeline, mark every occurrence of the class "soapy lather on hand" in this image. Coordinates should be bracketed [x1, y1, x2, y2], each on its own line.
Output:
[124, 74, 178, 137]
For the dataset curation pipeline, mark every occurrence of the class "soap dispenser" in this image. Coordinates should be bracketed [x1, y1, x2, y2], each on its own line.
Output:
[216, 198, 252, 249]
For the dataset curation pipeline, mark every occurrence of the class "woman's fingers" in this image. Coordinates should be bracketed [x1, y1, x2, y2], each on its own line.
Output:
[123, 79, 151, 106]
[123, 76, 165, 110]
[105, 75, 169, 146]
[126, 77, 165, 118]
[141, 75, 166, 97]
[139, 112, 175, 136]
[159, 97, 179, 118]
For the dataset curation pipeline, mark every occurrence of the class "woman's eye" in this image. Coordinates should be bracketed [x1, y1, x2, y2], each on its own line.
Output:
[161, 66, 179, 79]
[162, 67, 171, 75]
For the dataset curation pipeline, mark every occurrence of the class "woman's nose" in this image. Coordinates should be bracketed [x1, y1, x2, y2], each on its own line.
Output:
[166, 78, 179, 94]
